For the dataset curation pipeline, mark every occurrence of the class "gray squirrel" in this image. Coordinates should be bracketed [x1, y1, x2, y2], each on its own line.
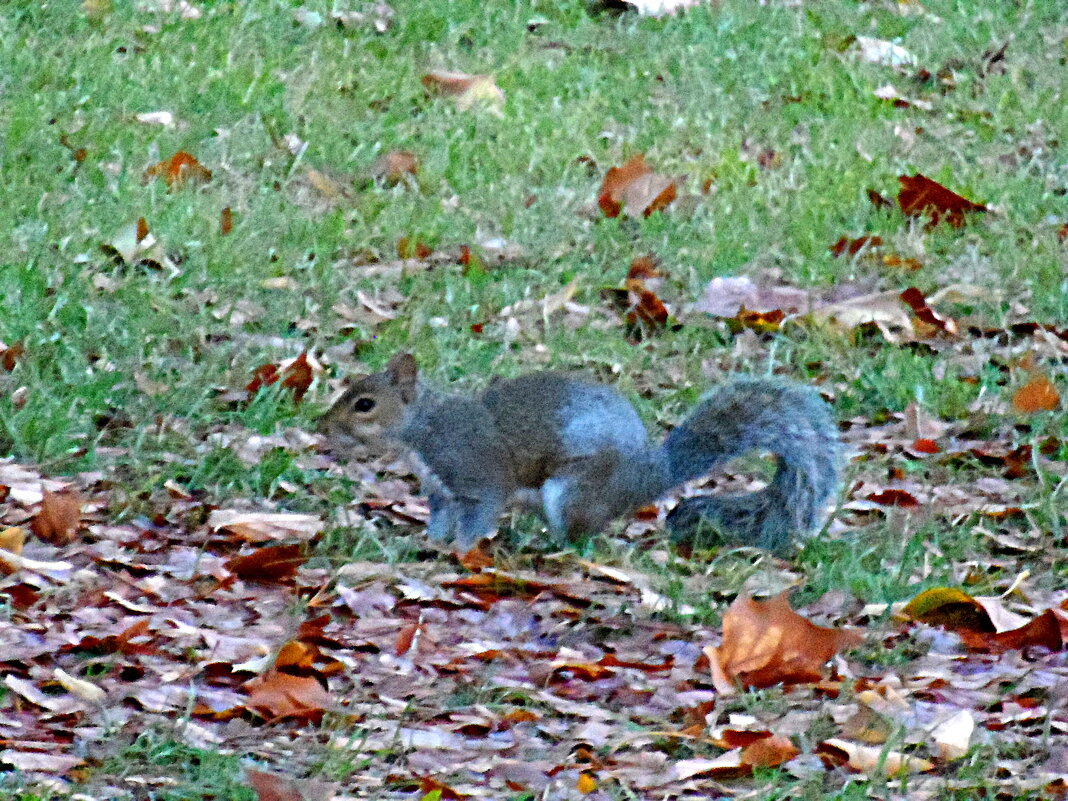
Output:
[317, 353, 840, 553]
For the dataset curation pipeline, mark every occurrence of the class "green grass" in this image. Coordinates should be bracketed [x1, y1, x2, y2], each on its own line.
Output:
[1, 0, 1066, 797]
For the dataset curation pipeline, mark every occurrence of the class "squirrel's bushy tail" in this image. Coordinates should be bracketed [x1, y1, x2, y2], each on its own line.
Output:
[661, 378, 840, 553]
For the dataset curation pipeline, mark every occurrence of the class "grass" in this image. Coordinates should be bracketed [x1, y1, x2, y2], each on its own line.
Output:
[1, 0, 1066, 797]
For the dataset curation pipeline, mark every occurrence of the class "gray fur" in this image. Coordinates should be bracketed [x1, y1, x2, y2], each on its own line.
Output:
[323, 363, 839, 552]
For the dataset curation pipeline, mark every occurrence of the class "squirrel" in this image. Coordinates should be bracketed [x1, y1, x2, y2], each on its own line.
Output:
[317, 353, 841, 554]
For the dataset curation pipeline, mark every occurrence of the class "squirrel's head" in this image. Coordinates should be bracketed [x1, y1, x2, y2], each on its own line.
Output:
[316, 352, 419, 457]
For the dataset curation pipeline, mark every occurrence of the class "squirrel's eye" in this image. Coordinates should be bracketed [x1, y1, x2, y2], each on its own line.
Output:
[353, 397, 375, 413]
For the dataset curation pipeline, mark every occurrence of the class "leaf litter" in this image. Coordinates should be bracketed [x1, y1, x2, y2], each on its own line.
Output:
[3, 445, 1068, 798]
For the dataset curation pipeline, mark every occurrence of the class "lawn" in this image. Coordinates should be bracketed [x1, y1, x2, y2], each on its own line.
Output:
[1, 0, 1066, 798]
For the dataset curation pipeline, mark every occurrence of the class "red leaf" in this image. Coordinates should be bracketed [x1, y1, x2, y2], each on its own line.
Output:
[897, 173, 986, 228]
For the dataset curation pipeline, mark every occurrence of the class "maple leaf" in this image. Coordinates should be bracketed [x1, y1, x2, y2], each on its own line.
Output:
[709, 592, 863, 691]
[897, 173, 987, 228]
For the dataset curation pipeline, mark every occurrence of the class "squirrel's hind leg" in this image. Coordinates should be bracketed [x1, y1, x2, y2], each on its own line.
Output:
[426, 492, 460, 542]
[452, 494, 505, 550]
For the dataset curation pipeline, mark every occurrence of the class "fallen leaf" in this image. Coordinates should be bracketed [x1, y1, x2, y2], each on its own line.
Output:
[220, 206, 233, 235]
[897, 173, 987, 228]
[422, 71, 505, 115]
[370, 150, 419, 185]
[134, 110, 175, 127]
[243, 670, 330, 723]
[208, 510, 324, 543]
[30, 491, 84, 545]
[819, 738, 933, 777]
[226, 544, 307, 583]
[245, 768, 338, 801]
[930, 710, 974, 760]
[53, 668, 106, 703]
[1012, 373, 1060, 413]
[0, 526, 24, 554]
[247, 352, 320, 404]
[1, 340, 25, 371]
[711, 592, 863, 690]
[830, 235, 883, 257]
[597, 154, 678, 218]
[740, 734, 799, 768]
[143, 150, 213, 188]
[852, 36, 917, 68]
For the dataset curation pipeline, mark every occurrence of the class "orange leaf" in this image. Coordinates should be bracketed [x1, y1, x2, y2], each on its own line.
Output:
[713, 592, 863, 690]
[30, 491, 84, 545]
[143, 150, 213, 188]
[246, 352, 316, 403]
[897, 173, 986, 228]
[1012, 373, 1060, 413]
[598, 154, 677, 218]
[274, 640, 318, 671]
[226, 544, 306, 583]
[576, 772, 597, 794]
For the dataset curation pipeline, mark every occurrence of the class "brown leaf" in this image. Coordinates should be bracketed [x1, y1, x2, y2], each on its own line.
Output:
[829, 235, 883, 257]
[208, 510, 324, 543]
[30, 491, 84, 545]
[897, 173, 986, 228]
[371, 150, 419, 184]
[900, 287, 957, 335]
[711, 592, 863, 690]
[243, 670, 330, 722]
[597, 154, 677, 218]
[422, 70, 504, 114]
[1012, 373, 1061, 413]
[957, 609, 1066, 654]
[220, 206, 233, 235]
[143, 150, 213, 188]
[1, 340, 25, 371]
[226, 544, 306, 583]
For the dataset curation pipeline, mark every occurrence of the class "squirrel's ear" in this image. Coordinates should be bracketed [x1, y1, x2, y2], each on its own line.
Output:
[386, 353, 419, 401]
